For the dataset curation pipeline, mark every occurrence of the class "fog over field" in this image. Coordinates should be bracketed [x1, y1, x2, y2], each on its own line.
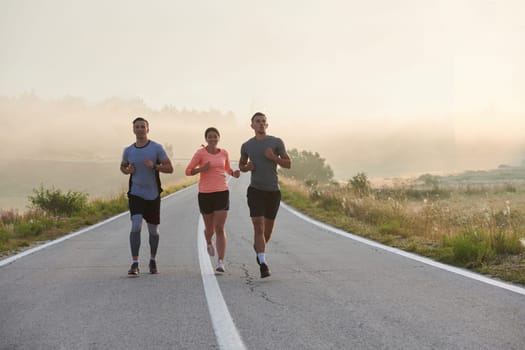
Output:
[2, 95, 524, 178]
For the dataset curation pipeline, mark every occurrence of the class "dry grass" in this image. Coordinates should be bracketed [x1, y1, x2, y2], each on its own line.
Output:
[280, 177, 525, 285]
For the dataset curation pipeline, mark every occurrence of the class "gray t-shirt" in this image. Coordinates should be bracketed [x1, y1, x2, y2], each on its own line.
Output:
[122, 140, 168, 200]
[240, 135, 287, 191]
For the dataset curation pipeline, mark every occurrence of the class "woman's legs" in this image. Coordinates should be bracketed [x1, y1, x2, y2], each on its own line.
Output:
[203, 213, 215, 244]
[213, 210, 228, 260]
[203, 213, 215, 256]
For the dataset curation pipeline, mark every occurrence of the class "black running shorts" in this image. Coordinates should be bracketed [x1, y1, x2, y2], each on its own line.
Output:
[128, 194, 161, 225]
[198, 190, 230, 214]
[246, 186, 281, 219]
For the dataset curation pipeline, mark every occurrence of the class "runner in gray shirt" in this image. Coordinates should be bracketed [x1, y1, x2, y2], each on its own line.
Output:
[240, 112, 291, 278]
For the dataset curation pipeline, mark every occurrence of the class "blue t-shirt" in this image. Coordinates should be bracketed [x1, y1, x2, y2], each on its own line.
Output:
[240, 135, 287, 191]
[122, 140, 168, 200]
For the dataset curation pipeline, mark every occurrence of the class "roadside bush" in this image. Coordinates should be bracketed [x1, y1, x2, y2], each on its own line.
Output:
[29, 184, 88, 217]
[491, 231, 524, 255]
[447, 230, 495, 267]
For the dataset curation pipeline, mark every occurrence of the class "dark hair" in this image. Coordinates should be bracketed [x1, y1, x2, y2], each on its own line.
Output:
[205, 127, 220, 138]
[133, 117, 149, 127]
[251, 112, 266, 122]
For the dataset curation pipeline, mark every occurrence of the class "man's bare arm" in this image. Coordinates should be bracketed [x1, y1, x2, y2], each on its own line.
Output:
[157, 158, 174, 174]
[239, 157, 254, 172]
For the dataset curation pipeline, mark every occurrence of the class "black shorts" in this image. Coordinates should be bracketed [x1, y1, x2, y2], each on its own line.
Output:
[128, 194, 161, 225]
[198, 190, 230, 214]
[247, 186, 281, 219]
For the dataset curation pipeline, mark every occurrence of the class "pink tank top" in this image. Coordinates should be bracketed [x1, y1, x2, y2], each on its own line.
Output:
[185, 147, 234, 193]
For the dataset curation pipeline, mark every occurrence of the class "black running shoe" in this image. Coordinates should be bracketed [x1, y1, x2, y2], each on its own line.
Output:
[149, 260, 158, 274]
[128, 262, 139, 276]
[260, 263, 271, 278]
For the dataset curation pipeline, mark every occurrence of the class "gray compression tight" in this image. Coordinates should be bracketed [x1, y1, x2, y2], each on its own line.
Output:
[129, 214, 160, 257]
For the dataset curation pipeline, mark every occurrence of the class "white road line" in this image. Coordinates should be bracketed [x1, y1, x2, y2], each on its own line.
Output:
[0, 187, 192, 268]
[282, 202, 525, 297]
[197, 218, 247, 350]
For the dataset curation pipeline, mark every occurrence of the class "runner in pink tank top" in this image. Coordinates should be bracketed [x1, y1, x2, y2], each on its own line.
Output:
[185, 127, 240, 272]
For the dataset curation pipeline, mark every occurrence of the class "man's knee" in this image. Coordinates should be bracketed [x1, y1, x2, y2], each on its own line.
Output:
[131, 214, 143, 232]
[147, 223, 159, 236]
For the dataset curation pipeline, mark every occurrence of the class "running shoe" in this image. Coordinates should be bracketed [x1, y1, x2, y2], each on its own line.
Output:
[128, 262, 139, 276]
[149, 259, 158, 274]
[207, 242, 215, 257]
[216, 260, 225, 273]
[260, 263, 271, 278]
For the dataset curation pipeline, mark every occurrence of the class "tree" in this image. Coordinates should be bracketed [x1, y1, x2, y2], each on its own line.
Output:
[280, 149, 334, 183]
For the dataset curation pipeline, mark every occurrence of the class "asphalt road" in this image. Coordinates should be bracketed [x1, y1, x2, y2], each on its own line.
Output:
[1, 173, 524, 350]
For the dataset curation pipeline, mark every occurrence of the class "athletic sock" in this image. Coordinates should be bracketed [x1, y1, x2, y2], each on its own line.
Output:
[257, 253, 267, 265]
[132, 259, 139, 264]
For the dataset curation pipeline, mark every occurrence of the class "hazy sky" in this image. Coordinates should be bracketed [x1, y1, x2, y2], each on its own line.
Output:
[1, 0, 524, 122]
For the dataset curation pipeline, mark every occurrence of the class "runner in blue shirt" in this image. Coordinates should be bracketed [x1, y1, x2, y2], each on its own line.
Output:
[120, 117, 173, 276]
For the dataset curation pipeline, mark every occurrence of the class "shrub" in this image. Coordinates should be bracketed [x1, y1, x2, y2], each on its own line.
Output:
[447, 230, 495, 267]
[348, 172, 371, 197]
[491, 231, 524, 255]
[28, 184, 88, 217]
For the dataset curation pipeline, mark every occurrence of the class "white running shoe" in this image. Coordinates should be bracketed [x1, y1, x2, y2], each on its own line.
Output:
[216, 260, 225, 273]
